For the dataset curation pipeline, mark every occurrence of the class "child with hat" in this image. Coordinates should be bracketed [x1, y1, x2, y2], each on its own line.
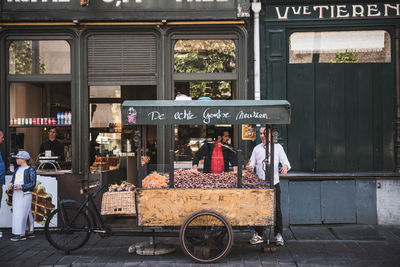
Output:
[7, 151, 36, 241]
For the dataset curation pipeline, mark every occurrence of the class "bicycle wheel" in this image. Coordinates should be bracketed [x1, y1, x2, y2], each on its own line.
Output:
[45, 205, 91, 251]
[179, 210, 233, 263]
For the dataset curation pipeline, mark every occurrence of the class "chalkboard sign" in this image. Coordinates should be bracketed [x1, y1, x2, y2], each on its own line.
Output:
[121, 100, 291, 125]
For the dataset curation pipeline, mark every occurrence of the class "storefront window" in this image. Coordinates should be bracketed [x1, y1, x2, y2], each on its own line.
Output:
[9, 82, 72, 170]
[289, 31, 391, 63]
[90, 86, 121, 98]
[89, 85, 157, 179]
[175, 81, 233, 100]
[173, 38, 237, 168]
[9, 40, 71, 74]
[90, 103, 121, 128]
[174, 40, 236, 73]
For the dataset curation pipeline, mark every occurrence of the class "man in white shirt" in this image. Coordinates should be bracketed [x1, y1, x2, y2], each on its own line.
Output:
[246, 126, 291, 246]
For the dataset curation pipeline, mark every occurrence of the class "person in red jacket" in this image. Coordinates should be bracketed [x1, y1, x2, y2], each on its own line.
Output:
[192, 129, 237, 174]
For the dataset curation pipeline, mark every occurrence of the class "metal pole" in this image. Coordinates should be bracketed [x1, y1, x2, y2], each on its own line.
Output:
[237, 149, 242, 188]
[137, 146, 142, 188]
[270, 127, 275, 189]
[169, 150, 174, 188]
[252, 1, 262, 100]
[263, 125, 272, 189]
[395, 26, 400, 172]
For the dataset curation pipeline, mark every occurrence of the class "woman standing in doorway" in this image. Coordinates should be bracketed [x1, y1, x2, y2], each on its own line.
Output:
[8, 151, 36, 241]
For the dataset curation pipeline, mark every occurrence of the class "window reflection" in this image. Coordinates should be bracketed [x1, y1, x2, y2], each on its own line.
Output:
[175, 81, 233, 100]
[90, 103, 121, 128]
[174, 40, 236, 73]
[9, 40, 71, 74]
[289, 31, 391, 63]
[90, 86, 121, 98]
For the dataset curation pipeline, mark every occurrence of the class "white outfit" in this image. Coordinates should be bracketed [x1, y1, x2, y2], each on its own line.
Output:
[248, 143, 291, 185]
[12, 167, 32, 235]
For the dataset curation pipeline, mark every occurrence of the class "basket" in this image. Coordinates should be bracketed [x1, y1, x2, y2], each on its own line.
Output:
[101, 191, 136, 216]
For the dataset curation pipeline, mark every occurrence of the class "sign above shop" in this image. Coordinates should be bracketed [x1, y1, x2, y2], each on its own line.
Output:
[266, 3, 399, 20]
[121, 100, 291, 125]
[1, 0, 250, 21]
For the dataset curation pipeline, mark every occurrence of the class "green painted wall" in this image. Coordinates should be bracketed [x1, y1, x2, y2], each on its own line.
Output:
[261, 3, 397, 171]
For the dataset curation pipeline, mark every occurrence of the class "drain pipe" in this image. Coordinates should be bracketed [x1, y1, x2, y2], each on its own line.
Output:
[252, 0, 262, 100]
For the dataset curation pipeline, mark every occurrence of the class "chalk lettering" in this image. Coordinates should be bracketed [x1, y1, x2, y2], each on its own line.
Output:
[202, 108, 230, 124]
[235, 110, 268, 120]
[174, 109, 196, 120]
[148, 111, 165, 121]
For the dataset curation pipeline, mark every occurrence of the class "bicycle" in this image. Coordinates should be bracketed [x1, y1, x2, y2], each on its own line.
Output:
[44, 179, 109, 253]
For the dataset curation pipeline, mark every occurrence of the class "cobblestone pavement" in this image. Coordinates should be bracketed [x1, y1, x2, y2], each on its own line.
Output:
[1, 225, 400, 267]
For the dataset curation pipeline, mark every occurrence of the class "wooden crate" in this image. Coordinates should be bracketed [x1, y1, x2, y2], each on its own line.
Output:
[136, 189, 274, 227]
[101, 191, 136, 216]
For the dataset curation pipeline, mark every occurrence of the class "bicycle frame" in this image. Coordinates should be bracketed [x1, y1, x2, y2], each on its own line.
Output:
[58, 183, 107, 231]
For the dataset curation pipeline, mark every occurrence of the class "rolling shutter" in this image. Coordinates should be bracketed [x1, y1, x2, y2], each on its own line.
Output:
[88, 34, 157, 85]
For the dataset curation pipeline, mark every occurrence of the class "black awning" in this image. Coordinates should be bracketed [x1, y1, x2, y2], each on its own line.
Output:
[121, 100, 291, 125]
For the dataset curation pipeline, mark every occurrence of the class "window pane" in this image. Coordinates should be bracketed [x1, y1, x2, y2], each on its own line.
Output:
[174, 40, 236, 73]
[90, 103, 121, 128]
[174, 80, 234, 165]
[90, 86, 121, 98]
[9, 40, 71, 74]
[9, 82, 72, 170]
[175, 81, 233, 100]
[289, 31, 391, 63]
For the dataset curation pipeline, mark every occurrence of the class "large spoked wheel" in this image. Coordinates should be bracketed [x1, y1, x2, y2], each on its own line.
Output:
[179, 210, 233, 263]
[45, 205, 91, 252]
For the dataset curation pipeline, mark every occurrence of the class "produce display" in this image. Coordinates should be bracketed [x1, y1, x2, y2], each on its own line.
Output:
[95, 156, 120, 167]
[91, 156, 120, 172]
[108, 181, 135, 192]
[142, 172, 169, 188]
[141, 169, 269, 189]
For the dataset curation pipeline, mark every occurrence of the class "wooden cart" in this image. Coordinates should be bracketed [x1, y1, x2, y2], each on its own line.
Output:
[45, 100, 291, 263]
[123, 100, 290, 262]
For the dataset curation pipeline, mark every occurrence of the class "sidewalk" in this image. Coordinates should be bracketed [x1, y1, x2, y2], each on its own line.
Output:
[1, 225, 399, 266]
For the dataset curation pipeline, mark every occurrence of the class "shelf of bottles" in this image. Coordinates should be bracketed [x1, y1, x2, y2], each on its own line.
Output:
[9, 111, 72, 127]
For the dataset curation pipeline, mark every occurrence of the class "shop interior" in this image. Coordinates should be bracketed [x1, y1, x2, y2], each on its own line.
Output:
[9, 82, 72, 171]
[89, 85, 157, 184]
[173, 81, 235, 169]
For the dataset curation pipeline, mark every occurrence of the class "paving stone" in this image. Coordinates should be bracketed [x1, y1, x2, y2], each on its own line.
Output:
[330, 225, 385, 240]
[290, 226, 337, 240]
[0, 226, 399, 266]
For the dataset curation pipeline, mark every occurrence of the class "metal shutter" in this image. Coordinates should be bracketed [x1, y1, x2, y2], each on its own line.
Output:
[88, 34, 157, 85]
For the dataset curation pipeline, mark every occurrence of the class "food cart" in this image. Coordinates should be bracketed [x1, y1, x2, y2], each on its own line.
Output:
[44, 100, 291, 263]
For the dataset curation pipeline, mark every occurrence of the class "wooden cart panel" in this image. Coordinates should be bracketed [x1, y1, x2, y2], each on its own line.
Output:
[137, 189, 275, 227]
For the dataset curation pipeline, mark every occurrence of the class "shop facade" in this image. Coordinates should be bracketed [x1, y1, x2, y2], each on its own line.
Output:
[261, 0, 400, 225]
[0, 0, 253, 212]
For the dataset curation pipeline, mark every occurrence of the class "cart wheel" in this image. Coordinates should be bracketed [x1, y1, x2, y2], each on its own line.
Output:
[179, 210, 233, 263]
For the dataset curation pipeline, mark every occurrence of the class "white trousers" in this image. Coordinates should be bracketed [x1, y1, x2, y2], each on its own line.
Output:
[12, 189, 33, 235]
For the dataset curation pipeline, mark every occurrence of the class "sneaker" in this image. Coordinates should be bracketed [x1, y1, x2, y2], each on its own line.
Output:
[26, 233, 35, 239]
[10, 235, 27, 242]
[249, 233, 264, 245]
[275, 233, 284, 246]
